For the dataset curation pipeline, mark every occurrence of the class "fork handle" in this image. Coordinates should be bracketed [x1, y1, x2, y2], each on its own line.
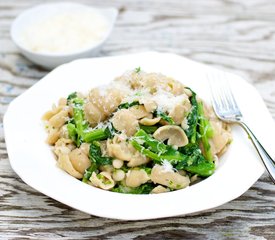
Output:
[239, 121, 275, 183]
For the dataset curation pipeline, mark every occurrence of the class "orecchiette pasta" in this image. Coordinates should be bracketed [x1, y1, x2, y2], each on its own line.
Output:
[168, 97, 191, 125]
[42, 104, 63, 121]
[111, 109, 139, 136]
[57, 153, 83, 179]
[150, 165, 190, 190]
[48, 109, 69, 129]
[151, 185, 169, 194]
[139, 117, 161, 126]
[143, 100, 157, 112]
[46, 127, 60, 145]
[125, 169, 150, 188]
[69, 148, 91, 174]
[89, 171, 115, 190]
[80, 143, 90, 156]
[107, 135, 149, 167]
[209, 120, 232, 156]
[84, 87, 128, 127]
[44, 69, 231, 194]
[128, 105, 150, 119]
[89, 88, 123, 115]
[84, 101, 105, 127]
[53, 138, 75, 156]
[153, 125, 189, 147]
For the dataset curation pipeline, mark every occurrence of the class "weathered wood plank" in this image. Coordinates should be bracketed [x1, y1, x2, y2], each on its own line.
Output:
[0, 0, 275, 239]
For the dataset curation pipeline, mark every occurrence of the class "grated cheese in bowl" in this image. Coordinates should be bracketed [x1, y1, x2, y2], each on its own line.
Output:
[11, 3, 118, 69]
[20, 11, 109, 54]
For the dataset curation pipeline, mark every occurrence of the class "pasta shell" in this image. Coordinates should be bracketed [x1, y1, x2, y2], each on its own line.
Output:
[125, 169, 150, 188]
[150, 165, 190, 190]
[57, 154, 83, 179]
[153, 125, 189, 147]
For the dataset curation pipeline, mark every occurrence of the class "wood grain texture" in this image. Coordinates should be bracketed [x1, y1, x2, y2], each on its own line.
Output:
[0, 0, 275, 239]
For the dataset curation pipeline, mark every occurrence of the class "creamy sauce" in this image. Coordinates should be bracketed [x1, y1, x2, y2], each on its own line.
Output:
[20, 11, 109, 54]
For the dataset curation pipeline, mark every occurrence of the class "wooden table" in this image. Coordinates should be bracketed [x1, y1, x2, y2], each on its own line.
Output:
[1, 0, 274, 239]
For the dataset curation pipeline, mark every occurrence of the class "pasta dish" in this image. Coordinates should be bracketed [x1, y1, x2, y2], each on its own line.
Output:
[43, 69, 231, 194]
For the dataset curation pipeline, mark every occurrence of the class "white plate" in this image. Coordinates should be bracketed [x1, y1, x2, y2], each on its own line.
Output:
[4, 52, 275, 220]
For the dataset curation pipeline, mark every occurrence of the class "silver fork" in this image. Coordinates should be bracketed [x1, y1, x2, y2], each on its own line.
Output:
[208, 71, 275, 183]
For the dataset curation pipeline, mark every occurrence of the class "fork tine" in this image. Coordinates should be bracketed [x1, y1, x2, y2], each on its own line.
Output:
[207, 70, 242, 118]
[208, 71, 227, 111]
[223, 74, 239, 110]
[208, 74, 220, 112]
[218, 76, 232, 111]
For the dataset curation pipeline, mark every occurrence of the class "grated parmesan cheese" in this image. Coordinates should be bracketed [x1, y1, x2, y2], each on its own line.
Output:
[20, 11, 109, 54]
[161, 160, 174, 172]
[151, 90, 187, 112]
[121, 88, 188, 113]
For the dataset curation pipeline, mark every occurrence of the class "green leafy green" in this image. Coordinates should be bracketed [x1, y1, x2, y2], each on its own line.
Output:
[135, 67, 141, 73]
[67, 122, 77, 143]
[184, 88, 199, 144]
[184, 88, 214, 162]
[154, 109, 175, 125]
[83, 128, 108, 142]
[141, 166, 152, 175]
[179, 143, 199, 155]
[176, 147, 215, 176]
[66, 91, 116, 145]
[134, 129, 167, 154]
[118, 101, 140, 110]
[89, 141, 112, 166]
[82, 141, 113, 183]
[83, 122, 117, 143]
[66, 92, 87, 147]
[131, 129, 215, 176]
[131, 139, 186, 165]
[197, 102, 213, 161]
[67, 92, 78, 102]
[82, 164, 97, 183]
[112, 183, 155, 194]
[139, 124, 158, 134]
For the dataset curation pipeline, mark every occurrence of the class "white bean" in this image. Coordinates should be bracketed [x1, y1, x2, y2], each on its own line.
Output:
[112, 159, 124, 169]
[112, 169, 125, 181]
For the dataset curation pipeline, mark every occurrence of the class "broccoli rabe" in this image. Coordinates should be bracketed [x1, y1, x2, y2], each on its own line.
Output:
[135, 66, 141, 73]
[184, 88, 199, 144]
[177, 145, 215, 176]
[82, 141, 113, 183]
[83, 123, 116, 142]
[89, 141, 112, 166]
[112, 183, 155, 194]
[184, 88, 214, 162]
[66, 92, 78, 102]
[66, 92, 88, 147]
[117, 101, 140, 110]
[197, 102, 214, 161]
[82, 164, 97, 183]
[67, 92, 117, 145]
[131, 130, 215, 176]
[134, 129, 167, 154]
[139, 124, 158, 134]
[153, 109, 175, 125]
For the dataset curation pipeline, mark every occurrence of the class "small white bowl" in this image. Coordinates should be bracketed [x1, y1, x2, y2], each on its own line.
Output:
[11, 2, 118, 69]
